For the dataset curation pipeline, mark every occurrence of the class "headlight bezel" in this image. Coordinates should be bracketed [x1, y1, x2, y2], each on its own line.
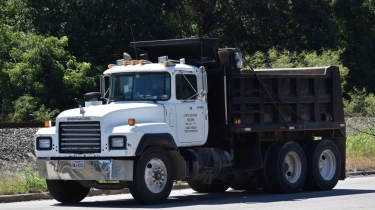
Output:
[36, 137, 52, 150]
[109, 136, 127, 150]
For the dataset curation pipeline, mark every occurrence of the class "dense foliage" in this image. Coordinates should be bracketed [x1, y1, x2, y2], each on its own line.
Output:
[1, 0, 375, 122]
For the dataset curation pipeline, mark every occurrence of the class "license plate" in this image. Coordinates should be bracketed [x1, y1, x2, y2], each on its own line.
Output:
[71, 160, 84, 169]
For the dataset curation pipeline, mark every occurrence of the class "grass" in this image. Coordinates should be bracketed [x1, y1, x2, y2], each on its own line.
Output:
[0, 168, 47, 195]
[346, 130, 375, 172]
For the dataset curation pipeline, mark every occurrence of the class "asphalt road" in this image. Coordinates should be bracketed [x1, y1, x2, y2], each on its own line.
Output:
[2, 176, 375, 210]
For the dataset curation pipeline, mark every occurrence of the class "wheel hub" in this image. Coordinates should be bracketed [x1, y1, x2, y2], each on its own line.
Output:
[145, 158, 167, 193]
[283, 152, 302, 183]
[319, 150, 336, 180]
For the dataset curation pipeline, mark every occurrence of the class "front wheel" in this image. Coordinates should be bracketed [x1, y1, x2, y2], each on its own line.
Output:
[128, 146, 174, 205]
[303, 140, 341, 191]
[46, 180, 90, 203]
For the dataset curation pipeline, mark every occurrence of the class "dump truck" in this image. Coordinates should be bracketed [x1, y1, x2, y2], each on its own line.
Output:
[34, 38, 346, 204]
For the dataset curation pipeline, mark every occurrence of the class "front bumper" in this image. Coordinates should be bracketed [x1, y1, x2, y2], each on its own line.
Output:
[37, 159, 133, 181]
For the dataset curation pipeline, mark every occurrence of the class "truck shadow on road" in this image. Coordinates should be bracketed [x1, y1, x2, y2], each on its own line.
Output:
[53, 188, 375, 209]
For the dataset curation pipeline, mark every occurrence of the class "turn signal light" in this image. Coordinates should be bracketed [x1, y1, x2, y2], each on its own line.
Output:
[234, 119, 241, 124]
[128, 118, 136, 126]
[44, 120, 51, 127]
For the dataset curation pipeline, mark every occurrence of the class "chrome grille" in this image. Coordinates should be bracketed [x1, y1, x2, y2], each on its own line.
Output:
[59, 121, 101, 153]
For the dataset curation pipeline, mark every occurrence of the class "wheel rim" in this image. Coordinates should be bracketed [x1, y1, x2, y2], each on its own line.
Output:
[283, 151, 302, 183]
[319, 150, 336, 180]
[144, 158, 167, 193]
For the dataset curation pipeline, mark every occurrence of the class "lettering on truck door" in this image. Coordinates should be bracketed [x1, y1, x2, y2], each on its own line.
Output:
[175, 73, 206, 143]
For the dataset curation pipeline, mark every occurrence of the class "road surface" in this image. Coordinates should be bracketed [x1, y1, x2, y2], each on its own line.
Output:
[2, 176, 375, 210]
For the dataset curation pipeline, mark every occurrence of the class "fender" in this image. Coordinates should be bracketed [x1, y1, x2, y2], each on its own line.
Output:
[135, 133, 178, 156]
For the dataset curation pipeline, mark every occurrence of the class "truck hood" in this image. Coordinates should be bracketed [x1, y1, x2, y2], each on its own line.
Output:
[58, 103, 160, 118]
[56, 103, 165, 129]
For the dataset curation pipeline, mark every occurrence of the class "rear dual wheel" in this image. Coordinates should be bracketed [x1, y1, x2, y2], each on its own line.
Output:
[303, 140, 341, 191]
[256, 141, 307, 193]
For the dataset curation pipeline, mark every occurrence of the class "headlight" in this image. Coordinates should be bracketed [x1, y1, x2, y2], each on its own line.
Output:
[109, 136, 126, 149]
[36, 137, 52, 150]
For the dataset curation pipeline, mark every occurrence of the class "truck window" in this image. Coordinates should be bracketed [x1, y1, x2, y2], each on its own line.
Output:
[176, 74, 197, 100]
[109, 72, 171, 101]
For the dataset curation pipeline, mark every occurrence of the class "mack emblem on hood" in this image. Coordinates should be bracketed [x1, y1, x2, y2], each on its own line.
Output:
[67, 117, 91, 121]
[79, 105, 85, 115]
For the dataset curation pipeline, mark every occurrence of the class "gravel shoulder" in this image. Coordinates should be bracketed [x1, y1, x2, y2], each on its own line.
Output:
[0, 128, 39, 174]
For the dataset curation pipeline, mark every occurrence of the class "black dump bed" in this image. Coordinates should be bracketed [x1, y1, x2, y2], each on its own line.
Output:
[228, 66, 345, 133]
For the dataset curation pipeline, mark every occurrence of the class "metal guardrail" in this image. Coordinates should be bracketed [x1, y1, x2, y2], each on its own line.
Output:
[0, 121, 56, 129]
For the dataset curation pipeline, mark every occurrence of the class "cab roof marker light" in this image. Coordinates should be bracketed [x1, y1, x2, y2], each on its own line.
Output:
[180, 58, 185, 64]
[108, 64, 116, 69]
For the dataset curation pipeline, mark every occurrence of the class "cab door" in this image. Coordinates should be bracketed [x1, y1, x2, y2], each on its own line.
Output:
[175, 73, 207, 144]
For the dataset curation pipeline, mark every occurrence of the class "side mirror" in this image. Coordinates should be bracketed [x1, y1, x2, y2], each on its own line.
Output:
[197, 89, 207, 101]
[100, 75, 110, 98]
[198, 66, 208, 101]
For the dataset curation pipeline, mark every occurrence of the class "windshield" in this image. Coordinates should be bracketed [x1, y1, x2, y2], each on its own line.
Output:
[109, 72, 171, 101]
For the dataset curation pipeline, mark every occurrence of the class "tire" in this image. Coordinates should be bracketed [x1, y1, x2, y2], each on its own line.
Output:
[303, 140, 341, 191]
[255, 143, 279, 193]
[265, 141, 307, 193]
[46, 180, 90, 203]
[230, 171, 258, 190]
[188, 179, 231, 193]
[128, 146, 174, 205]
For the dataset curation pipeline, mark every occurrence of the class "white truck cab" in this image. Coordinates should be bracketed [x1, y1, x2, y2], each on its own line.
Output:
[34, 55, 216, 204]
[36, 56, 208, 159]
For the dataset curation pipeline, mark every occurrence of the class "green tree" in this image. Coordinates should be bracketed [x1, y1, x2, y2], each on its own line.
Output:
[0, 25, 95, 122]
[247, 48, 348, 86]
[24, 0, 178, 65]
[333, 0, 375, 92]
